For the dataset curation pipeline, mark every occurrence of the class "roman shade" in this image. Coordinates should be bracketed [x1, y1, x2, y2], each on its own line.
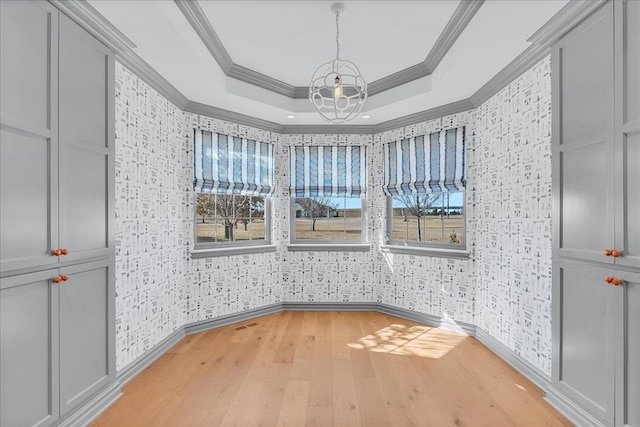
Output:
[290, 145, 366, 197]
[383, 127, 465, 196]
[193, 130, 274, 196]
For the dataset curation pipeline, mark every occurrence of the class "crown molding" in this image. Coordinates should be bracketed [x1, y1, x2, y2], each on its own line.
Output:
[373, 99, 475, 133]
[184, 101, 283, 134]
[469, 42, 550, 108]
[50, 0, 189, 109]
[527, 0, 607, 46]
[423, 0, 485, 73]
[172, 0, 233, 73]
[174, 0, 298, 99]
[227, 64, 298, 99]
[174, 0, 485, 100]
[49, 0, 136, 52]
[118, 50, 189, 109]
[50, 0, 600, 136]
[280, 125, 375, 135]
[368, 63, 431, 97]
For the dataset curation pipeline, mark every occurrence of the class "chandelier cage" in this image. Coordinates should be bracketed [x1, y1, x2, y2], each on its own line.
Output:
[309, 4, 367, 124]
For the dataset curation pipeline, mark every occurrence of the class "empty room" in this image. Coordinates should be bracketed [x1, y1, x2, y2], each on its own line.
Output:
[0, 0, 638, 426]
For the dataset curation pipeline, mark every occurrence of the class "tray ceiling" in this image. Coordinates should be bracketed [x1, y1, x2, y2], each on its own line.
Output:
[88, 0, 568, 126]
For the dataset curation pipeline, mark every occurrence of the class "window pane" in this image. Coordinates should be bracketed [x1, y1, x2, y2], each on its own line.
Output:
[293, 196, 362, 241]
[390, 192, 465, 246]
[343, 204, 362, 241]
[196, 218, 217, 243]
[195, 193, 268, 245]
[250, 218, 266, 241]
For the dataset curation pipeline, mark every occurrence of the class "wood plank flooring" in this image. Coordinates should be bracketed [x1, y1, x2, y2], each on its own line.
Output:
[92, 311, 572, 426]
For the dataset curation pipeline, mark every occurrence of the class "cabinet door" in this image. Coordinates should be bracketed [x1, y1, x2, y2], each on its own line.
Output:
[614, 0, 640, 270]
[58, 15, 114, 265]
[58, 259, 114, 415]
[614, 271, 640, 427]
[552, 2, 615, 264]
[0, 269, 60, 427]
[553, 260, 616, 425]
[0, 0, 59, 275]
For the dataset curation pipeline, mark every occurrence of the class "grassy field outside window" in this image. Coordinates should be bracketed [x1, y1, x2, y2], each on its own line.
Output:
[388, 192, 465, 247]
[292, 196, 363, 242]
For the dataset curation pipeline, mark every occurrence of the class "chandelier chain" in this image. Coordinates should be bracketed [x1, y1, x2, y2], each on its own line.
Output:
[335, 11, 340, 60]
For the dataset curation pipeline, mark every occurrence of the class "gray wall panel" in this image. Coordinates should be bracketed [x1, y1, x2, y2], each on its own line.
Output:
[624, 0, 640, 124]
[0, 1, 52, 130]
[559, 264, 615, 423]
[625, 281, 640, 426]
[559, 8, 613, 148]
[57, 14, 112, 263]
[560, 142, 611, 253]
[60, 146, 108, 252]
[624, 133, 640, 263]
[59, 261, 110, 415]
[59, 18, 107, 149]
[0, 129, 55, 272]
[0, 271, 59, 427]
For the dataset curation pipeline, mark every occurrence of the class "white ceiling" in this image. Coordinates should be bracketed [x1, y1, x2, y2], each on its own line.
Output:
[88, 0, 568, 126]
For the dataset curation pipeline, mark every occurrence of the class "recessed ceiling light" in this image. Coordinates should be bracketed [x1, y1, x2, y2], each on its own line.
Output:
[286, 114, 295, 119]
[362, 115, 371, 119]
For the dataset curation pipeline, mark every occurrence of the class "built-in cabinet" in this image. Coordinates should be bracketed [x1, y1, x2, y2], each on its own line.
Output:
[0, 1, 115, 425]
[551, 1, 640, 425]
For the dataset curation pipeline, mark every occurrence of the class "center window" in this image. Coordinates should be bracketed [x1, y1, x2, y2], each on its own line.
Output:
[289, 145, 366, 244]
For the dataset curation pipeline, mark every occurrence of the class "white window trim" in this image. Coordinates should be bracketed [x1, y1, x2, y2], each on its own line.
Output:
[289, 196, 369, 250]
[193, 194, 272, 258]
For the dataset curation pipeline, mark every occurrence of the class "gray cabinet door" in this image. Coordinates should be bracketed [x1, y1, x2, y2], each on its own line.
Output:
[616, 274, 640, 427]
[58, 15, 114, 265]
[614, 0, 640, 270]
[0, 0, 59, 275]
[0, 269, 60, 427]
[552, 2, 615, 264]
[58, 259, 114, 415]
[553, 260, 617, 425]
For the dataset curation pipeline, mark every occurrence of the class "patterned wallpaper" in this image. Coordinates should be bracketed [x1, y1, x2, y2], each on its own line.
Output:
[183, 113, 283, 323]
[114, 63, 187, 371]
[375, 113, 477, 325]
[113, 56, 553, 376]
[277, 134, 379, 303]
[474, 57, 553, 375]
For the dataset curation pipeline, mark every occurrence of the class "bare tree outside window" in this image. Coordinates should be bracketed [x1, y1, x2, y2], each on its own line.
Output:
[292, 196, 362, 241]
[296, 197, 337, 232]
[393, 194, 440, 242]
[196, 194, 266, 243]
[390, 192, 465, 246]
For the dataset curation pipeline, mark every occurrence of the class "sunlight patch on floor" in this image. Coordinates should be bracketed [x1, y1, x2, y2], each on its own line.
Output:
[348, 323, 467, 359]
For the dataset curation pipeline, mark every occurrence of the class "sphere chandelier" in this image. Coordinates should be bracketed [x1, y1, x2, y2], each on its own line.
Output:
[309, 3, 367, 124]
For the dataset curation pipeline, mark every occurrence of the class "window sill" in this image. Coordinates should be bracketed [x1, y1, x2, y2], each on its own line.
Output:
[191, 244, 277, 258]
[381, 244, 470, 259]
[287, 243, 371, 252]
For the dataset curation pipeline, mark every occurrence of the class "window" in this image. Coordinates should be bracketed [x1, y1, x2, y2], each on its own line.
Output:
[384, 127, 466, 251]
[193, 130, 274, 250]
[389, 192, 465, 246]
[196, 194, 267, 243]
[289, 145, 366, 244]
[293, 196, 362, 241]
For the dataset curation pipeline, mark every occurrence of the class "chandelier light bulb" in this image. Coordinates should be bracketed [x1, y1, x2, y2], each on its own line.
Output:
[333, 76, 342, 98]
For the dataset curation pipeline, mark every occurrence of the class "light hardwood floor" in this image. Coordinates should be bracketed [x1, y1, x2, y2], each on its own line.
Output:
[92, 311, 572, 426]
